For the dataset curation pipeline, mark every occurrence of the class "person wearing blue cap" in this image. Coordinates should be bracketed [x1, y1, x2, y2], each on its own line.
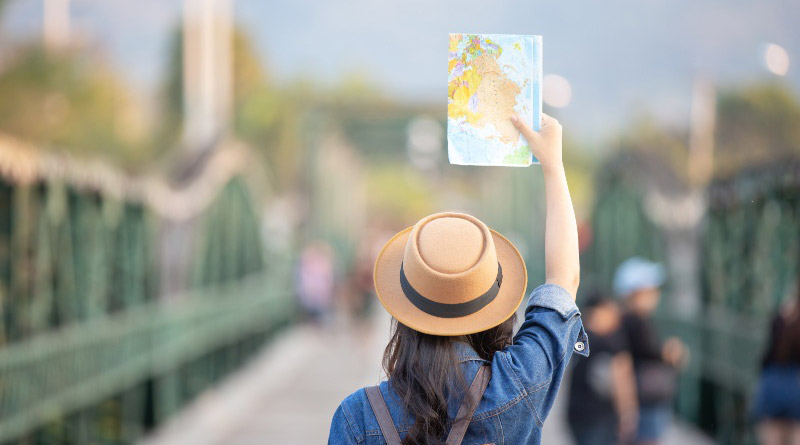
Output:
[614, 257, 688, 445]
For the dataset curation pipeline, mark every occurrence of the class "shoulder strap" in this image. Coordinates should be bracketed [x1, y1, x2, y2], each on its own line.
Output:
[445, 365, 492, 445]
[365, 386, 402, 445]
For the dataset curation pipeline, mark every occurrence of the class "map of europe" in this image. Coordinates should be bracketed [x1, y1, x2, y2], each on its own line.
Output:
[447, 34, 542, 166]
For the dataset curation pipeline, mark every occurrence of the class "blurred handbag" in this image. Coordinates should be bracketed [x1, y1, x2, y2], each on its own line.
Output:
[636, 362, 676, 403]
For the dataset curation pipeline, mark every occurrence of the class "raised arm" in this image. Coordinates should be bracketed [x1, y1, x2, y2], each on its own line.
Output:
[512, 114, 580, 298]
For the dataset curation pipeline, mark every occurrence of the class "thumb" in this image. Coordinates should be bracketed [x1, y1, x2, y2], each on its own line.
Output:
[510, 115, 540, 144]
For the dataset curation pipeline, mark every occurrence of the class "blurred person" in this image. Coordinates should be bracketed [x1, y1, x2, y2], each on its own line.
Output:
[753, 282, 800, 445]
[345, 237, 379, 323]
[295, 240, 335, 326]
[614, 257, 688, 445]
[329, 115, 589, 444]
[568, 293, 638, 445]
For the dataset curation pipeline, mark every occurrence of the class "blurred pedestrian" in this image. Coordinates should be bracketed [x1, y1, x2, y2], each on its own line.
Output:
[345, 237, 378, 324]
[568, 293, 638, 445]
[753, 282, 800, 445]
[295, 240, 335, 326]
[614, 257, 688, 445]
[329, 114, 588, 444]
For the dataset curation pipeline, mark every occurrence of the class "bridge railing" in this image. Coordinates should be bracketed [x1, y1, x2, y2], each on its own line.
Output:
[0, 135, 295, 444]
[584, 151, 800, 445]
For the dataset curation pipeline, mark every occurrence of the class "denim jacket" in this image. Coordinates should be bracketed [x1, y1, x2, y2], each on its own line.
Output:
[329, 284, 589, 445]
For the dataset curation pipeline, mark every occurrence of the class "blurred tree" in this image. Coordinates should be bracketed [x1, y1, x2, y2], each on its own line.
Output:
[366, 165, 436, 224]
[232, 29, 304, 191]
[328, 71, 386, 104]
[153, 27, 183, 153]
[613, 118, 690, 191]
[158, 25, 306, 190]
[232, 27, 267, 102]
[714, 83, 800, 177]
[561, 138, 597, 217]
[600, 83, 800, 185]
[231, 33, 389, 191]
[0, 46, 144, 165]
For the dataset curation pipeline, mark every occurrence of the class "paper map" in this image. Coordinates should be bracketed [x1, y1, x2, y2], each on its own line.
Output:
[447, 33, 542, 166]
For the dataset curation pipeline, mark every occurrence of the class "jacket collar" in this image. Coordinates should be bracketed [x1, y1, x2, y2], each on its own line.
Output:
[454, 341, 490, 364]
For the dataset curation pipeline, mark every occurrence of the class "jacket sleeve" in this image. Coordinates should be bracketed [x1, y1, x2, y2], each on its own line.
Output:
[493, 284, 588, 426]
[328, 403, 360, 445]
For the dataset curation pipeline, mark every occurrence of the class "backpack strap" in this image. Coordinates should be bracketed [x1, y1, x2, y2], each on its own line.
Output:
[365, 365, 491, 445]
[445, 365, 492, 445]
[365, 386, 402, 445]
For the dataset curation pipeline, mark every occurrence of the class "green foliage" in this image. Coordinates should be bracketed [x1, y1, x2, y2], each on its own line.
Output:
[365, 165, 435, 224]
[601, 83, 800, 185]
[562, 141, 596, 216]
[326, 71, 386, 104]
[232, 28, 268, 102]
[152, 27, 184, 151]
[156, 26, 307, 189]
[235, 87, 305, 189]
[715, 83, 800, 177]
[156, 26, 275, 153]
[0, 46, 145, 164]
[230, 29, 307, 191]
[228, 34, 387, 191]
[618, 119, 689, 182]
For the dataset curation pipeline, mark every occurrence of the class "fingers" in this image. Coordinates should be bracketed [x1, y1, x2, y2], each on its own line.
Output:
[541, 113, 555, 126]
[512, 114, 560, 134]
[541, 113, 561, 130]
[510, 115, 540, 143]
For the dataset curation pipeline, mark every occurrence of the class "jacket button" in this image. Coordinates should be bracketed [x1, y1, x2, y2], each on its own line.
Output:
[574, 342, 585, 352]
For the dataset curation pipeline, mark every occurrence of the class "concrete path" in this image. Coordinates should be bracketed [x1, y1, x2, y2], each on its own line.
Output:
[141, 311, 715, 444]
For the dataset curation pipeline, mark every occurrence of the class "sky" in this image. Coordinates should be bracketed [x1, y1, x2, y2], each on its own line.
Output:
[2, 0, 799, 142]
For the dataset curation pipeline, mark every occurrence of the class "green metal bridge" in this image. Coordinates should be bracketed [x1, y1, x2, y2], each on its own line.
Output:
[584, 150, 800, 445]
[0, 135, 295, 444]
[6, 102, 790, 444]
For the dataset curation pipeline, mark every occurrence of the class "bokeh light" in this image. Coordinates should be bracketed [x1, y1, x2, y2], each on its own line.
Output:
[543, 73, 572, 108]
[406, 116, 443, 171]
[764, 43, 790, 76]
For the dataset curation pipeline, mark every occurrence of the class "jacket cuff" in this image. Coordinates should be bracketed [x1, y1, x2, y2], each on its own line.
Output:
[528, 284, 580, 319]
[528, 284, 589, 357]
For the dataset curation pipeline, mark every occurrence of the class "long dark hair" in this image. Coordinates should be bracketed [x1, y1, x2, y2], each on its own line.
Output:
[382, 314, 516, 444]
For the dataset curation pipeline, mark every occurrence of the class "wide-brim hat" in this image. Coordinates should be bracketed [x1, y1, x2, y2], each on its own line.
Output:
[374, 212, 527, 336]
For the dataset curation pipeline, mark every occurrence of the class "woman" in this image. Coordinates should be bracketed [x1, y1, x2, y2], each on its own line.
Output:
[753, 283, 800, 445]
[328, 114, 588, 444]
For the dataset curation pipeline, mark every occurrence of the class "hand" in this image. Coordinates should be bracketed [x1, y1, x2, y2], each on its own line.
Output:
[662, 337, 689, 369]
[511, 113, 563, 171]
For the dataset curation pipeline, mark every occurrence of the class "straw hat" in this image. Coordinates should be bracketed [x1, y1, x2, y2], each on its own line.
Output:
[374, 212, 527, 336]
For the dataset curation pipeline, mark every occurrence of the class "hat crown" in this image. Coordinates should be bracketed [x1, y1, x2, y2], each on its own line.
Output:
[417, 217, 484, 274]
[403, 213, 498, 304]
